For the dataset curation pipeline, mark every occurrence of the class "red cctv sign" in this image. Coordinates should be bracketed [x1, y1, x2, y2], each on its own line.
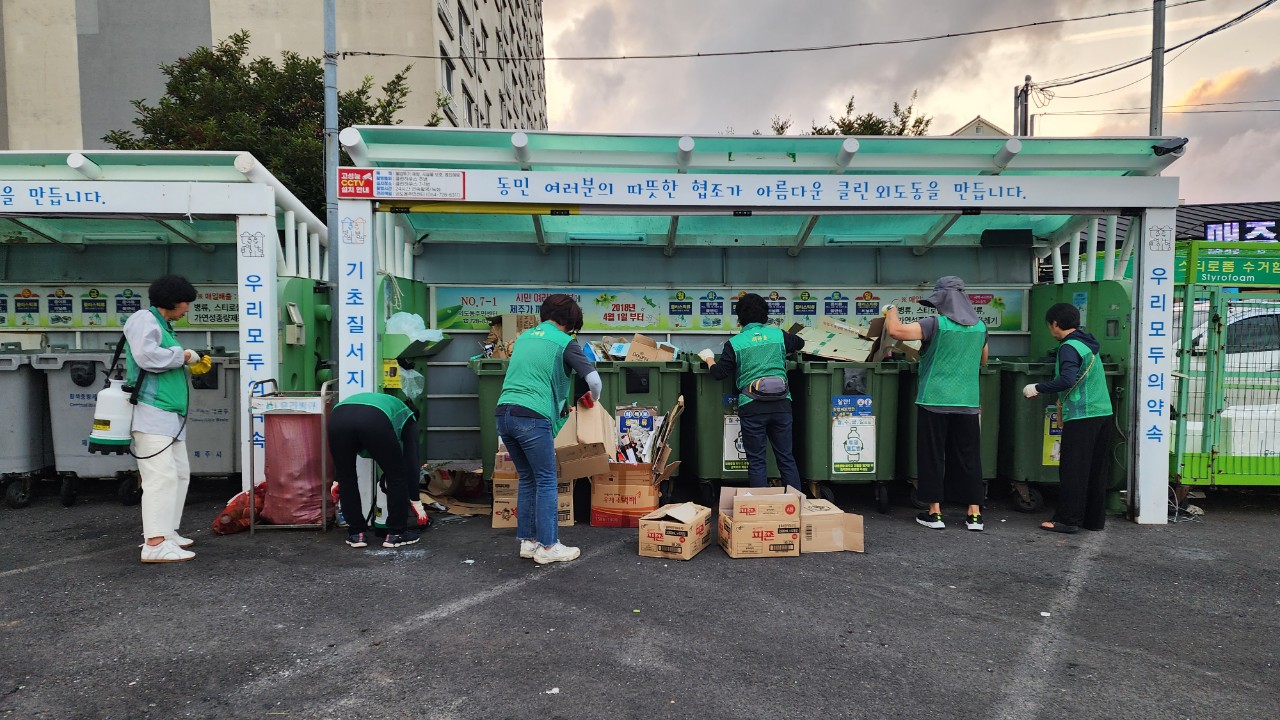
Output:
[337, 168, 374, 199]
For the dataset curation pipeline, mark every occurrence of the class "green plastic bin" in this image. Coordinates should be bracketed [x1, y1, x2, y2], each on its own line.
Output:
[899, 360, 1002, 483]
[998, 361, 1126, 512]
[470, 358, 510, 483]
[792, 360, 901, 511]
[688, 362, 801, 493]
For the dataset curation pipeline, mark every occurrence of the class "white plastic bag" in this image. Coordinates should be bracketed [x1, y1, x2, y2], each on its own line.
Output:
[385, 312, 444, 343]
[400, 367, 425, 401]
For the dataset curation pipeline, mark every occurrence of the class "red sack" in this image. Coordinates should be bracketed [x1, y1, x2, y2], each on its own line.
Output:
[212, 482, 267, 535]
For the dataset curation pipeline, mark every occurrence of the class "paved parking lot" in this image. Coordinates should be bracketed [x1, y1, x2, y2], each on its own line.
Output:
[2, 479, 1278, 720]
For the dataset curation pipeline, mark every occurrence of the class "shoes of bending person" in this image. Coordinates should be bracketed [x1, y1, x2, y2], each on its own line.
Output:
[533, 542, 580, 565]
[141, 539, 194, 563]
[382, 530, 421, 548]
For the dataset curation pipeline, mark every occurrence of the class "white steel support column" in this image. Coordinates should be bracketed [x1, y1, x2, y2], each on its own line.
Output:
[237, 213, 282, 491]
[283, 210, 298, 276]
[296, 221, 310, 279]
[1052, 248, 1064, 284]
[1067, 229, 1082, 283]
[1132, 209, 1176, 524]
[1103, 215, 1118, 281]
[1085, 217, 1098, 282]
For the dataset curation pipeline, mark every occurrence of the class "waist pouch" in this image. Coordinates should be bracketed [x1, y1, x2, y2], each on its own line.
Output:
[743, 375, 789, 400]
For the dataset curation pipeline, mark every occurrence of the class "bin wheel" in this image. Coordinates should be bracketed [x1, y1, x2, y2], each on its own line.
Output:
[874, 483, 891, 514]
[59, 477, 78, 507]
[908, 483, 929, 510]
[117, 475, 143, 506]
[659, 478, 675, 504]
[1012, 484, 1044, 513]
[698, 481, 718, 509]
[5, 478, 34, 509]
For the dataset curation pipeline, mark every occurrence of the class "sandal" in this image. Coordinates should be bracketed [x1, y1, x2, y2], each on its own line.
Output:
[1041, 522, 1079, 534]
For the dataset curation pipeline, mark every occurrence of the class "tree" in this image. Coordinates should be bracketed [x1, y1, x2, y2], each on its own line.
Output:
[770, 91, 932, 136]
[104, 31, 445, 216]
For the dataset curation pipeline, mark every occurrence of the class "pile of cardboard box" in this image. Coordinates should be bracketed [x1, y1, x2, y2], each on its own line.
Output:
[582, 332, 680, 363]
[590, 397, 683, 527]
[490, 448, 575, 528]
[790, 317, 920, 363]
[481, 313, 538, 359]
[715, 487, 864, 558]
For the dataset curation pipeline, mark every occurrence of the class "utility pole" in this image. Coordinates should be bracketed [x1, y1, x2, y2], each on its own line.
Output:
[1012, 75, 1032, 136]
[324, 0, 339, 282]
[1150, 0, 1166, 135]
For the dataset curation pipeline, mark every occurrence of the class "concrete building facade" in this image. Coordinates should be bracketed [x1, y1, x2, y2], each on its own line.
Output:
[0, 0, 547, 151]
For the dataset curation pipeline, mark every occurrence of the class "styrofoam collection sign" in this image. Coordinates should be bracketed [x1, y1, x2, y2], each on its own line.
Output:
[435, 286, 1028, 334]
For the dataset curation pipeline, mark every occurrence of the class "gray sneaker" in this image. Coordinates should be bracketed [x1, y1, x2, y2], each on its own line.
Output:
[533, 542, 580, 565]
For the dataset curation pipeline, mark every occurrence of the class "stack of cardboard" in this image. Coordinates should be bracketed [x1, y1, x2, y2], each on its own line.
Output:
[638, 503, 714, 560]
[490, 447, 575, 528]
[584, 332, 680, 363]
[482, 313, 538, 359]
[717, 487, 804, 558]
[790, 317, 920, 363]
[799, 499, 865, 553]
[590, 396, 683, 527]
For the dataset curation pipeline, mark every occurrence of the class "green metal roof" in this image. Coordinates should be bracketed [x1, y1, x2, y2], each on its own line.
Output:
[341, 128, 1186, 253]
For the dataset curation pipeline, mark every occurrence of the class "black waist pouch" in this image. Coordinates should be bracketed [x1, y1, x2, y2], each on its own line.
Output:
[742, 375, 789, 401]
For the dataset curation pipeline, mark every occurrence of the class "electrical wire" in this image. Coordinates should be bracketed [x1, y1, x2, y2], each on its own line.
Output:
[1048, 38, 1202, 100]
[341, 0, 1209, 63]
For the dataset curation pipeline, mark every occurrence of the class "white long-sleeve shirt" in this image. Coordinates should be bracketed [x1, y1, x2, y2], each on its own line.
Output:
[122, 309, 188, 440]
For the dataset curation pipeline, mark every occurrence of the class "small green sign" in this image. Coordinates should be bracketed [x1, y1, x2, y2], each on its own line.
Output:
[1184, 242, 1280, 287]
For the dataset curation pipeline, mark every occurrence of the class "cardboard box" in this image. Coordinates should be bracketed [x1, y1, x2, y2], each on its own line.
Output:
[486, 313, 539, 342]
[800, 499, 865, 553]
[639, 503, 714, 560]
[590, 467, 661, 527]
[623, 333, 677, 363]
[491, 493, 574, 528]
[492, 471, 574, 498]
[791, 318, 877, 362]
[717, 486, 804, 558]
[554, 402, 618, 480]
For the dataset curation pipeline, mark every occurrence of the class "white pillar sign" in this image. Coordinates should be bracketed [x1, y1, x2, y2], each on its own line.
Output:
[236, 214, 281, 491]
[1133, 209, 1176, 524]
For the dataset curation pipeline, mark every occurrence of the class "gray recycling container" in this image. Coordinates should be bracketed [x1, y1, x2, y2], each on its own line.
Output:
[0, 348, 53, 476]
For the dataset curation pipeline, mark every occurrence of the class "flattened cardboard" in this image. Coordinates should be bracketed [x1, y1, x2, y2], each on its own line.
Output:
[790, 319, 877, 362]
[800, 499, 866, 553]
[623, 333, 677, 362]
[639, 503, 714, 560]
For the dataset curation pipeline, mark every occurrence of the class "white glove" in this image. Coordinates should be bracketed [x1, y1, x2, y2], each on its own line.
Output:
[698, 349, 715, 366]
[881, 305, 896, 317]
[1023, 383, 1039, 399]
[183, 349, 199, 365]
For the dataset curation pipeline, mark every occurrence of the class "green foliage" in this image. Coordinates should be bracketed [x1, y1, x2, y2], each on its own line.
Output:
[772, 91, 932, 136]
[103, 31, 445, 216]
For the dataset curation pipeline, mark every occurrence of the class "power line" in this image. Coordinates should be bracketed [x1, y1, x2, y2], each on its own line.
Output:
[1056, 98, 1280, 113]
[1039, 0, 1277, 89]
[341, 0, 1209, 63]
[1049, 39, 1201, 100]
[1039, 108, 1280, 116]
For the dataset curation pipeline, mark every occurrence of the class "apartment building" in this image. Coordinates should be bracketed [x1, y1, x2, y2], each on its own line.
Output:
[0, 0, 548, 151]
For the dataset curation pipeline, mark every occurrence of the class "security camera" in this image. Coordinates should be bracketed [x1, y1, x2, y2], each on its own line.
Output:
[1152, 137, 1189, 157]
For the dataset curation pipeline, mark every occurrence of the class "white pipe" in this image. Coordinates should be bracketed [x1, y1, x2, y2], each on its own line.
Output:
[1085, 217, 1098, 282]
[320, 248, 329, 282]
[275, 235, 288, 276]
[402, 233, 413, 281]
[309, 232, 321, 281]
[512, 131, 530, 167]
[296, 220, 310, 279]
[234, 153, 328, 246]
[283, 210, 298, 277]
[1103, 215, 1118, 281]
[380, 214, 393, 275]
[1116, 223, 1137, 275]
[1052, 248, 1064, 284]
[835, 138, 860, 169]
[338, 127, 369, 167]
[67, 153, 103, 180]
[395, 225, 407, 278]
[677, 136, 695, 168]
[993, 137, 1022, 171]
[1067, 228, 1081, 283]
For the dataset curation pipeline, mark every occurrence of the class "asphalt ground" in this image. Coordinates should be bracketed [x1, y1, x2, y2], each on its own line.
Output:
[2, 478, 1277, 720]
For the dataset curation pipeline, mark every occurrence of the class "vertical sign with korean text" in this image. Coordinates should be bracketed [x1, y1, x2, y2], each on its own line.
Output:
[338, 200, 376, 398]
[1134, 210, 1176, 524]
[236, 214, 280, 491]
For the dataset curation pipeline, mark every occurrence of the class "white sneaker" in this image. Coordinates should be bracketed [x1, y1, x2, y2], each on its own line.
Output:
[167, 532, 194, 548]
[533, 542, 580, 565]
[519, 539, 539, 559]
[141, 539, 194, 563]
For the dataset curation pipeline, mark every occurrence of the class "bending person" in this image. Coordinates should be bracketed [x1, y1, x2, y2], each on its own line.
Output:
[1024, 303, 1114, 534]
[495, 294, 601, 565]
[328, 392, 422, 549]
[885, 276, 989, 531]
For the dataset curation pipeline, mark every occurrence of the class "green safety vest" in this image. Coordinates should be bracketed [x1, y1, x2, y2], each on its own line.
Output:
[335, 392, 414, 438]
[125, 307, 189, 416]
[729, 323, 790, 408]
[1058, 338, 1112, 421]
[497, 321, 573, 434]
[916, 316, 986, 408]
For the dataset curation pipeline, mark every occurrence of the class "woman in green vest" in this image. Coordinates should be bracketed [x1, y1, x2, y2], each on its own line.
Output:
[328, 392, 423, 549]
[124, 275, 208, 563]
[1023, 303, 1114, 533]
[885, 276, 989, 532]
[496, 294, 601, 565]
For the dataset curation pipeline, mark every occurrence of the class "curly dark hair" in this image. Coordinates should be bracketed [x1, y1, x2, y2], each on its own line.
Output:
[148, 275, 198, 310]
[1045, 302, 1081, 331]
[736, 293, 769, 326]
[540, 294, 584, 332]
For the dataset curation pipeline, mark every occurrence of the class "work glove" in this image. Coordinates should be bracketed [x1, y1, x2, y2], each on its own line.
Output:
[881, 304, 896, 317]
[697, 348, 715, 366]
[189, 354, 213, 376]
[1022, 383, 1039, 399]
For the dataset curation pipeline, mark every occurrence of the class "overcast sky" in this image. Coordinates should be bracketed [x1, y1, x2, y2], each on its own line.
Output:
[541, 0, 1280, 204]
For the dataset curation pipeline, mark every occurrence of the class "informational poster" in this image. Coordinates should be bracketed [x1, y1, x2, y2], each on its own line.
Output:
[0, 285, 237, 329]
[723, 413, 748, 472]
[832, 396, 875, 474]
[1042, 406, 1063, 466]
[435, 286, 1028, 334]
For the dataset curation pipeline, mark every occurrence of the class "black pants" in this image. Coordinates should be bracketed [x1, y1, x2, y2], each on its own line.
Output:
[1055, 415, 1113, 530]
[327, 404, 420, 533]
[740, 411, 801, 491]
[916, 408, 985, 506]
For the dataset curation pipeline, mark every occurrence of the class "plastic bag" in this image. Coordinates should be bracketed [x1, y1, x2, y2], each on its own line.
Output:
[260, 414, 336, 526]
[211, 482, 267, 535]
[843, 368, 869, 396]
[385, 312, 444, 343]
[400, 367, 425, 401]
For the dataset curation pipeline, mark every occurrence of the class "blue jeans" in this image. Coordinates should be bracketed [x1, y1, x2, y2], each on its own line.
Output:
[496, 408, 560, 547]
[740, 411, 801, 491]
